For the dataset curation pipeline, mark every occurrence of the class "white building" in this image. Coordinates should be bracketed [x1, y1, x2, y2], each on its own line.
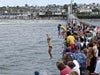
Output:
[38, 11, 45, 15]
[78, 8, 92, 13]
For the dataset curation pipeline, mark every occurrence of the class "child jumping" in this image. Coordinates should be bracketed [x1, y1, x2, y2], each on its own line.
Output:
[46, 34, 53, 59]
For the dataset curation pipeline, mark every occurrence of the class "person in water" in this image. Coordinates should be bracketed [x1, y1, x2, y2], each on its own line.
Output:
[46, 34, 52, 59]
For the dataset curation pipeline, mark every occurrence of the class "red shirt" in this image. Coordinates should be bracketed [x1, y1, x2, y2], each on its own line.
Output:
[60, 66, 71, 75]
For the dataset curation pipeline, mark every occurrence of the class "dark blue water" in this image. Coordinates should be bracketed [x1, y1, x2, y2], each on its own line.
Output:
[0, 20, 66, 75]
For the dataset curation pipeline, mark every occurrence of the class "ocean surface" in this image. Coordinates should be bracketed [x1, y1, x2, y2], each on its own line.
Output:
[0, 20, 66, 75]
[0, 19, 99, 75]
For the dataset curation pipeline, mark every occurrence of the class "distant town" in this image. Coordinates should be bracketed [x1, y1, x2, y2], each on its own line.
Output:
[0, 3, 100, 19]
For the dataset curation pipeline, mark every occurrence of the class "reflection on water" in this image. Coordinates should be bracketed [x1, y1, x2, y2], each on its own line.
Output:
[0, 20, 66, 75]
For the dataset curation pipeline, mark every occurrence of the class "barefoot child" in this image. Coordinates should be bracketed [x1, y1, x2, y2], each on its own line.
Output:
[46, 34, 53, 59]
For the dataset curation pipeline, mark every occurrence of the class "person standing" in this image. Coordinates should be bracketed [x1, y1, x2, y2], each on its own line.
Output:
[46, 34, 53, 59]
[57, 24, 66, 38]
[57, 24, 61, 37]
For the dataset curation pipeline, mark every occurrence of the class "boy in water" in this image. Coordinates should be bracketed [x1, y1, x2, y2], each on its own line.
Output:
[46, 34, 52, 59]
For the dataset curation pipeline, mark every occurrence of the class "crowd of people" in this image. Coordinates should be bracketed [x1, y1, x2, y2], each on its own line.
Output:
[56, 21, 100, 75]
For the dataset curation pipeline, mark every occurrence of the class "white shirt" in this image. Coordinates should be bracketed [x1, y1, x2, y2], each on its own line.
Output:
[72, 60, 80, 75]
[95, 59, 100, 74]
[72, 67, 80, 75]
[73, 60, 80, 69]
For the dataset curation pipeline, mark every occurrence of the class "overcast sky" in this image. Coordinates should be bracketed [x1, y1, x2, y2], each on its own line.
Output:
[0, 0, 100, 6]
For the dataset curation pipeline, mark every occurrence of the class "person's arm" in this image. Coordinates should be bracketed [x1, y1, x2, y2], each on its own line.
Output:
[46, 34, 49, 38]
[67, 37, 70, 45]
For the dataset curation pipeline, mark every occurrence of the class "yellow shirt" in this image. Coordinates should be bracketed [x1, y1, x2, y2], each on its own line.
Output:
[47, 38, 52, 47]
[93, 45, 98, 57]
[60, 26, 66, 32]
[67, 35, 75, 45]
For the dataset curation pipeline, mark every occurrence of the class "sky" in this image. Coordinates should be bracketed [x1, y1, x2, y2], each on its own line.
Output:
[0, 0, 100, 6]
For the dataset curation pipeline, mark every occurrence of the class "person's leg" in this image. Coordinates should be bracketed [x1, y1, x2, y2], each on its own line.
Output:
[58, 31, 60, 37]
[48, 47, 52, 59]
[61, 31, 65, 38]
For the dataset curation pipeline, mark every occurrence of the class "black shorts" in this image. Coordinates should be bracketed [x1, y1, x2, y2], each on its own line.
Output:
[49, 46, 52, 48]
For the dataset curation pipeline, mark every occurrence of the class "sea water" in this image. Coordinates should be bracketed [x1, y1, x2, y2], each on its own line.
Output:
[0, 20, 65, 75]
